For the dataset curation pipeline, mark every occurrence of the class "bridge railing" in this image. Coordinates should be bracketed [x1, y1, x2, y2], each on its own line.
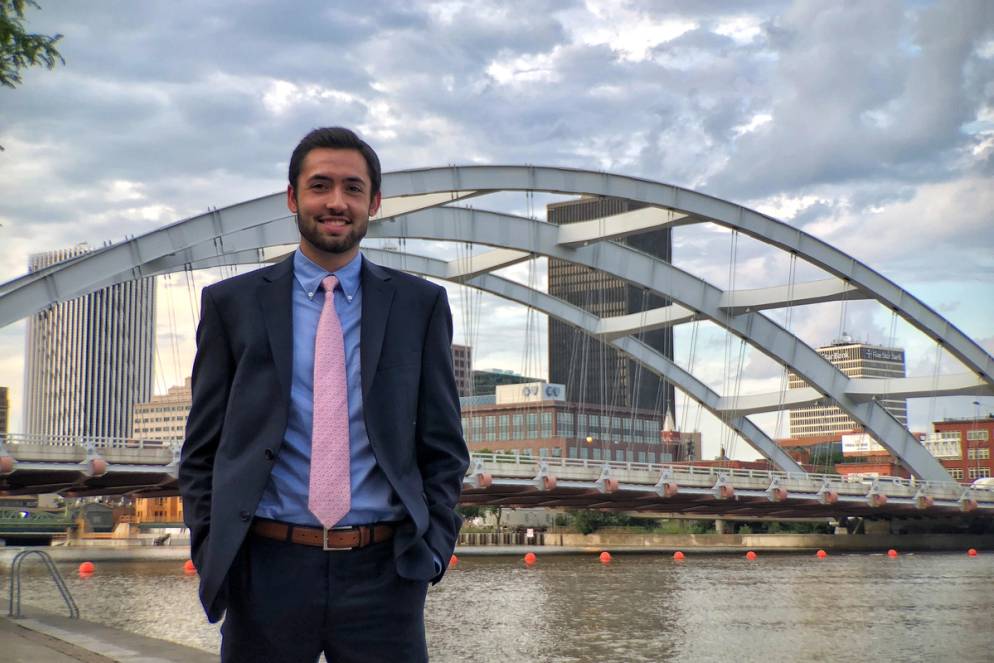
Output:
[468, 451, 969, 496]
[2, 433, 176, 451]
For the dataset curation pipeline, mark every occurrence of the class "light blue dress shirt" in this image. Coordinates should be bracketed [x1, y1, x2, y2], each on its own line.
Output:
[255, 250, 406, 527]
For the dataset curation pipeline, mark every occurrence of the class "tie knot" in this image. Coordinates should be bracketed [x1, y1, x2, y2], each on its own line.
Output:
[322, 275, 339, 295]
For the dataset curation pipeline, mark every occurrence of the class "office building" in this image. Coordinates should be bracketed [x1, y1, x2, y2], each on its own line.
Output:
[471, 369, 539, 396]
[460, 382, 695, 464]
[923, 416, 994, 483]
[547, 196, 675, 414]
[131, 378, 192, 441]
[23, 245, 156, 441]
[0, 386, 9, 437]
[788, 339, 907, 438]
[451, 344, 473, 397]
[131, 379, 191, 524]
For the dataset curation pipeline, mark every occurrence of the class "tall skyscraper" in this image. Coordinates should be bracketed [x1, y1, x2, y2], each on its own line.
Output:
[788, 338, 907, 438]
[23, 246, 156, 441]
[547, 196, 675, 414]
[0, 386, 9, 437]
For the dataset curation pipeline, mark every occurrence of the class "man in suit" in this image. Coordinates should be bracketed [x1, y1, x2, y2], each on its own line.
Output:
[179, 127, 469, 662]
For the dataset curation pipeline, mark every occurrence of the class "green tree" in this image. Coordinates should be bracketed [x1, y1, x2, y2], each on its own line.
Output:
[1, 0, 64, 89]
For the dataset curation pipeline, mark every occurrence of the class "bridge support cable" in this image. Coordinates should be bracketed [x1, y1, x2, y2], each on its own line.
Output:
[773, 254, 799, 443]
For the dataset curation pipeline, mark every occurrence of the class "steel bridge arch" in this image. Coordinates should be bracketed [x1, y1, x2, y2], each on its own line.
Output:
[2, 167, 991, 481]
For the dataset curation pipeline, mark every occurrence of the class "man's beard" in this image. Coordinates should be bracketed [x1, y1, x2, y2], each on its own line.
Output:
[296, 213, 367, 255]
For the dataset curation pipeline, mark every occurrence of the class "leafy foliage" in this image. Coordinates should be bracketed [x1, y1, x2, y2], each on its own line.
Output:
[1, 0, 64, 89]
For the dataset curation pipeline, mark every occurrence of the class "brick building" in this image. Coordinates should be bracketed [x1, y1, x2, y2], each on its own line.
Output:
[461, 382, 697, 464]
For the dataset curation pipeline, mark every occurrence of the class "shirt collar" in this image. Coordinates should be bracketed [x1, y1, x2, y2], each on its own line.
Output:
[293, 249, 363, 302]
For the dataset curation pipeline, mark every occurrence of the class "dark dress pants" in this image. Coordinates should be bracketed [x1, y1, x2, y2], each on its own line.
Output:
[220, 530, 429, 663]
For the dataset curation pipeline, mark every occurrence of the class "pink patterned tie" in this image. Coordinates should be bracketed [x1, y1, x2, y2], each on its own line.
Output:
[308, 275, 351, 528]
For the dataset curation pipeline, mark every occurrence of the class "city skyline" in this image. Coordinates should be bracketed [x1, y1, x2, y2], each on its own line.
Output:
[1, 1, 991, 458]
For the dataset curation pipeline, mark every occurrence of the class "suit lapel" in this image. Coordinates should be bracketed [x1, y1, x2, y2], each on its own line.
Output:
[360, 258, 395, 400]
[258, 255, 295, 405]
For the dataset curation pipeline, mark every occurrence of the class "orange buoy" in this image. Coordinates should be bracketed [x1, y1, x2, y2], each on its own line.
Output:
[78, 561, 95, 575]
[816, 549, 827, 559]
[967, 548, 978, 557]
[183, 560, 196, 574]
[523, 552, 537, 565]
[745, 551, 757, 561]
[673, 551, 685, 561]
[449, 554, 459, 568]
[887, 549, 898, 558]
[599, 551, 612, 564]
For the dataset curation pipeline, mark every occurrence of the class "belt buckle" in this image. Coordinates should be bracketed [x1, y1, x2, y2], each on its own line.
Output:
[322, 525, 355, 551]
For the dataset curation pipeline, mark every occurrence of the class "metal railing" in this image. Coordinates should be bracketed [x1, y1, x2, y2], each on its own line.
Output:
[2, 432, 176, 451]
[7, 549, 79, 619]
[468, 451, 969, 494]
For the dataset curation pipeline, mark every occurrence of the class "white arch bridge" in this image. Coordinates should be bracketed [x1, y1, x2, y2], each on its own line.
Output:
[1, 165, 991, 488]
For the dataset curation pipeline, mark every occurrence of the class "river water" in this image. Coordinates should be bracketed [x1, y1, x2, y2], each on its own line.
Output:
[5, 551, 993, 662]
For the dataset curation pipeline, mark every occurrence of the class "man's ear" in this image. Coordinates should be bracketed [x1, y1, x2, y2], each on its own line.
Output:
[368, 191, 381, 217]
[287, 185, 298, 214]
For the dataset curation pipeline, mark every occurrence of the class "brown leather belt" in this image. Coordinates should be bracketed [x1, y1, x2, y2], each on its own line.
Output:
[251, 518, 396, 550]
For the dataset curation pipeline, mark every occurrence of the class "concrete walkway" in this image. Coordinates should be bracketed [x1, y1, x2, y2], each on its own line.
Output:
[0, 613, 216, 662]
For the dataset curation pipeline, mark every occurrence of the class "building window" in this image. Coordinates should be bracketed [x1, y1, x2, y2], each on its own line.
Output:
[648, 452, 656, 464]
[568, 447, 577, 459]
[969, 467, 991, 479]
[512, 414, 524, 440]
[592, 448, 601, 460]
[499, 415, 509, 440]
[485, 416, 497, 442]
[557, 412, 573, 438]
[967, 448, 991, 460]
[948, 468, 964, 480]
[541, 412, 553, 439]
[527, 413, 539, 438]
[967, 430, 990, 441]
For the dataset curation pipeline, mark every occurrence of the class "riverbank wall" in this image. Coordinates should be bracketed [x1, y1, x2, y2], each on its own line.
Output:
[3, 531, 992, 569]
[552, 530, 994, 552]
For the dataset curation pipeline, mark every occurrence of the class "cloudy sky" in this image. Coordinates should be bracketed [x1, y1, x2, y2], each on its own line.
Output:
[1, 0, 992, 457]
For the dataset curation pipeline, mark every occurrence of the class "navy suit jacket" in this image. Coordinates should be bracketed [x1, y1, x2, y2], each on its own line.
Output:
[179, 254, 469, 622]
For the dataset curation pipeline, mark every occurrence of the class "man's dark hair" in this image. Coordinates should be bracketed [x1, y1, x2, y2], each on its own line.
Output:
[288, 127, 382, 197]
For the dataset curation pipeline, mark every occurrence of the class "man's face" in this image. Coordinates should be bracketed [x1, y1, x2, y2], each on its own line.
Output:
[287, 147, 381, 265]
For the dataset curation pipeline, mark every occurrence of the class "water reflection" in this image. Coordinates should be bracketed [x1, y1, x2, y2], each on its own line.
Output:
[3, 553, 992, 662]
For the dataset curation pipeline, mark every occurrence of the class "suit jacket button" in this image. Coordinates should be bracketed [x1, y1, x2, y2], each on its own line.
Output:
[239, 510, 251, 521]
[264, 448, 275, 460]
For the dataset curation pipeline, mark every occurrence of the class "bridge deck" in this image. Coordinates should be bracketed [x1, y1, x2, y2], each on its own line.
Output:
[4, 439, 989, 519]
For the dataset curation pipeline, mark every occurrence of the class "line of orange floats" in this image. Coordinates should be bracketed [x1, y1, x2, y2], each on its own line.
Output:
[74, 548, 982, 576]
[452, 548, 982, 569]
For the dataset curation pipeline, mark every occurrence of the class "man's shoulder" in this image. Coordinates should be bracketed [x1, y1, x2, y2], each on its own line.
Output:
[203, 259, 290, 300]
[363, 258, 446, 298]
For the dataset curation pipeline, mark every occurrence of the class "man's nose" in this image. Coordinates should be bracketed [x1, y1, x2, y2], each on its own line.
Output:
[325, 187, 347, 211]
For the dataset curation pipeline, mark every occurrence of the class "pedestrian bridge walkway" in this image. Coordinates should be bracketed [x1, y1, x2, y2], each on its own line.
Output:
[2, 435, 992, 519]
[463, 452, 994, 519]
